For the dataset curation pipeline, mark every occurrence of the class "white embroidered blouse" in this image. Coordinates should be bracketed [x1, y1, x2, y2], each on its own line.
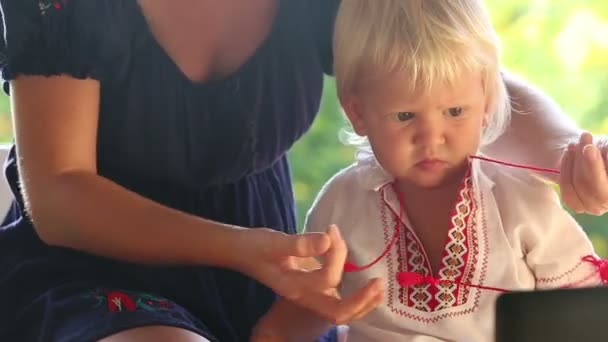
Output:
[305, 154, 600, 342]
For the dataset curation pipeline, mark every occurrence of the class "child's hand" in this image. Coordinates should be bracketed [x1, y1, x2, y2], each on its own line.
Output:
[560, 132, 608, 215]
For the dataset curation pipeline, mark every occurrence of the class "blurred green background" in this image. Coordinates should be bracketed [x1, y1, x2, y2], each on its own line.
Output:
[0, 1, 606, 254]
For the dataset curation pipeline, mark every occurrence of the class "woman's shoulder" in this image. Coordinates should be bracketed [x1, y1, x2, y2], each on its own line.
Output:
[290, 0, 340, 75]
[0, 0, 141, 83]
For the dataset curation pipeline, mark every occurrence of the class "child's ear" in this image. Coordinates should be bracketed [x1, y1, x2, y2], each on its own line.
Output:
[340, 95, 368, 136]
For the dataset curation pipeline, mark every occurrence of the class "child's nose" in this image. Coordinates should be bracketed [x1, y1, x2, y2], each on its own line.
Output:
[413, 119, 445, 147]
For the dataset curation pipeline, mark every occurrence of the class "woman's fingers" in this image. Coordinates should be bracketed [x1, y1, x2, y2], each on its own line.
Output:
[316, 225, 348, 288]
[245, 225, 381, 324]
[240, 228, 329, 301]
[578, 143, 608, 215]
[271, 230, 331, 259]
[560, 143, 585, 213]
[564, 132, 608, 215]
[276, 225, 347, 298]
[559, 132, 608, 215]
[573, 134, 599, 212]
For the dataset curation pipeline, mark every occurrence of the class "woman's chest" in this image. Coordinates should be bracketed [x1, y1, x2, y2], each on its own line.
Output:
[95, 2, 326, 185]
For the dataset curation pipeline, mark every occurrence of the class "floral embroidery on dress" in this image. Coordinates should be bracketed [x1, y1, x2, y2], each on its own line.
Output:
[84, 289, 174, 313]
[39, 0, 68, 15]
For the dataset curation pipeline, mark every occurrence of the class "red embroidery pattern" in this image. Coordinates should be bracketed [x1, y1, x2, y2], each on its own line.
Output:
[403, 230, 432, 311]
[84, 289, 174, 313]
[459, 194, 479, 303]
[107, 291, 137, 312]
[435, 175, 474, 309]
[476, 189, 490, 301]
[536, 260, 585, 284]
[383, 172, 489, 322]
[536, 259, 599, 287]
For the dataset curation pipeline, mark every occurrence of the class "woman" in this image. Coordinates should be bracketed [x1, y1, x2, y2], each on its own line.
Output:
[0, 0, 605, 341]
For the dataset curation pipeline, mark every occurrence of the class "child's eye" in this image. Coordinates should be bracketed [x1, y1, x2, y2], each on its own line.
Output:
[395, 112, 415, 121]
[448, 107, 463, 117]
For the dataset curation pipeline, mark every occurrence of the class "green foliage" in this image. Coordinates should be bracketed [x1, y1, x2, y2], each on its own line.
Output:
[0, 89, 11, 142]
[289, 77, 357, 224]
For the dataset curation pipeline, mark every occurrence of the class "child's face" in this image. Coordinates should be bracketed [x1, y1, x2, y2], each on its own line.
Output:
[343, 70, 488, 189]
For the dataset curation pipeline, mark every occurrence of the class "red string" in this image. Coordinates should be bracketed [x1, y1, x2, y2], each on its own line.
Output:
[395, 256, 608, 292]
[469, 155, 560, 174]
[344, 183, 404, 272]
[341, 155, 581, 293]
[582, 255, 608, 284]
[343, 176, 511, 292]
[344, 156, 560, 273]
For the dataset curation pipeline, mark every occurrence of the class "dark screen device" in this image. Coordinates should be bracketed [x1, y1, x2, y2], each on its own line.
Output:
[495, 286, 608, 342]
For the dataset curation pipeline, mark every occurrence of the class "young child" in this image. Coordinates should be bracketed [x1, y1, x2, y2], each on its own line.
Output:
[302, 0, 604, 341]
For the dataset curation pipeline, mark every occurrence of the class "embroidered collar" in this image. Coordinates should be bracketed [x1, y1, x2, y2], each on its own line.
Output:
[354, 150, 393, 191]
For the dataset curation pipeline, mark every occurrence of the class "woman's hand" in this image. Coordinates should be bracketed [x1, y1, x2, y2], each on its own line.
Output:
[560, 132, 608, 215]
[236, 224, 384, 325]
[249, 225, 383, 342]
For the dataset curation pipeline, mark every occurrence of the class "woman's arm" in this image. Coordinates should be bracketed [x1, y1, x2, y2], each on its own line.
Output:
[12, 76, 382, 322]
[12, 75, 250, 267]
[483, 71, 608, 215]
[482, 71, 582, 171]
[12, 75, 337, 293]
[251, 226, 383, 342]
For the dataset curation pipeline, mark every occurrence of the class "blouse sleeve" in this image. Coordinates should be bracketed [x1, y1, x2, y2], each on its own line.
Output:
[304, 177, 339, 234]
[509, 173, 601, 288]
[0, 0, 132, 91]
[304, 164, 360, 235]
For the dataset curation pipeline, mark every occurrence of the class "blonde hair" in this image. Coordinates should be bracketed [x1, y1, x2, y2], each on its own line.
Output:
[334, 0, 511, 146]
